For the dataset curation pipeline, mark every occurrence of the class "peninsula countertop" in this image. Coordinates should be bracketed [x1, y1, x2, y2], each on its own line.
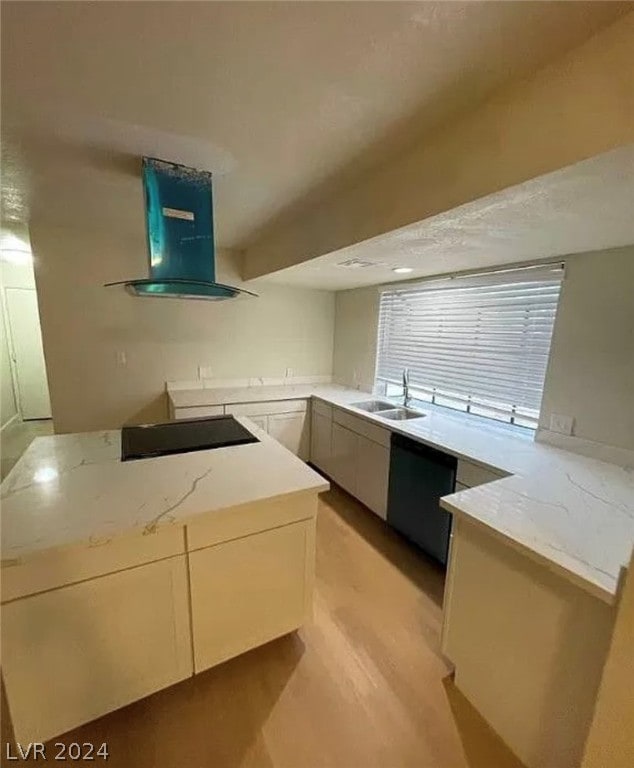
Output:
[1, 418, 329, 565]
[170, 383, 634, 604]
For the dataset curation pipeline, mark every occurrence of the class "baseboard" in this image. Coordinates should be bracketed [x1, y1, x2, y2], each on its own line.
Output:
[0, 413, 19, 433]
[535, 428, 634, 468]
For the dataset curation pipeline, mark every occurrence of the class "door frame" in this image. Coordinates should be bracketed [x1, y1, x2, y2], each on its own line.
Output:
[1, 285, 51, 421]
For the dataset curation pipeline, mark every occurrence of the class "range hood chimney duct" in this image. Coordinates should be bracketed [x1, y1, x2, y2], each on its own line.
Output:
[105, 157, 257, 300]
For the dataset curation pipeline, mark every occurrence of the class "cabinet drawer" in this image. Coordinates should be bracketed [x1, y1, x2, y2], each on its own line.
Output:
[228, 399, 307, 417]
[173, 405, 224, 420]
[333, 408, 390, 447]
[2, 527, 185, 603]
[186, 493, 318, 552]
[456, 460, 505, 488]
[312, 398, 332, 419]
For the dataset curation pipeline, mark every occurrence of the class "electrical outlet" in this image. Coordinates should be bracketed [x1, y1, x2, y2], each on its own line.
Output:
[285, 367, 293, 378]
[550, 413, 574, 436]
[116, 351, 127, 367]
[198, 365, 213, 380]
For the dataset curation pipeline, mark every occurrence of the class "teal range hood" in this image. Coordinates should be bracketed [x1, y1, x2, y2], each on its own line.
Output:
[105, 157, 257, 300]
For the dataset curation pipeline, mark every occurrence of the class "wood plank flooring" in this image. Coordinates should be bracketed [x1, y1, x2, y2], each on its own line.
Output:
[0, 418, 54, 480]
[1, 486, 525, 767]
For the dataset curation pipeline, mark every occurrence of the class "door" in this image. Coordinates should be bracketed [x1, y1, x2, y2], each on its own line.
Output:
[356, 436, 389, 519]
[268, 411, 308, 459]
[310, 411, 332, 474]
[330, 423, 357, 495]
[189, 521, 309, 673]
[5, 288, 51, 419]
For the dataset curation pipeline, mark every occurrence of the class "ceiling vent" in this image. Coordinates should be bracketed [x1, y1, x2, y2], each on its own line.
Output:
[336, 258, 384, 269]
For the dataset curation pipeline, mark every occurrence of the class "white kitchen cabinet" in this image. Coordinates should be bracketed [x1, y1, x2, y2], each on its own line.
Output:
[356, 436, 389, 519]
[318, 406, 391, 519]
[442, 517, 614, 768]
[268, 411, 309, 460]
[173, 404, 225, 420]
[330, 423, 358, 496]
[172, 398, 310, 458]
[310, 410, 332, 473]
[226, 399, 309, 458]
[189, 519, 314, 673]
[2, 556, 192, 744]
[247, 414, 269, 432]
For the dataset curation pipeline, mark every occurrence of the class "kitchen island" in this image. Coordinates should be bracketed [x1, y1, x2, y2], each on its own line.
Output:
[1, 418, 328, 744]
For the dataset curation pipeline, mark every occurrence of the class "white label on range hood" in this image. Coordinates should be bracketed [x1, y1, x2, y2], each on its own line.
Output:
[162, 207, 195, 221]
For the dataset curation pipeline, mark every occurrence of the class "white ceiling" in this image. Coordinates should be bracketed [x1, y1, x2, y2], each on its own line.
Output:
[260, 146, 634, 290]
[1, 1, 629, 249]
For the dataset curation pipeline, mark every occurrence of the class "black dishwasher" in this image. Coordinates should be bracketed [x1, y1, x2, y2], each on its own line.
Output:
[387, 433, 457, 566]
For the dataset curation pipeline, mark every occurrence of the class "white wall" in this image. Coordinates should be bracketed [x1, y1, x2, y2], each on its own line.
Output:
[539, 246, 634, 451]
[30, 223, 335, 433]
[333, 246, 634, 452]
[333, 286, 379, 394]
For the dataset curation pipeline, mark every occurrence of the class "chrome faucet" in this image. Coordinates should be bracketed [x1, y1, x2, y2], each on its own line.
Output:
[402, 368, 410, 407]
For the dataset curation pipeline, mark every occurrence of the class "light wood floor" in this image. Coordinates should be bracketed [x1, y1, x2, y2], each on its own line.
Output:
[1, 486, 524, 768]
[0, 417, 54, 480]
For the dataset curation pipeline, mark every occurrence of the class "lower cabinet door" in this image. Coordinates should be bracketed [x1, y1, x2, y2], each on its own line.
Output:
[330, 423, 357, 495]
[267, 411, 309, 459]
[2, 556, 192, 744]
[310, 411, 332, 474]
[189, 521, 310, 673]
[356, 436, 389, 519]
[247, 414, 268, 432]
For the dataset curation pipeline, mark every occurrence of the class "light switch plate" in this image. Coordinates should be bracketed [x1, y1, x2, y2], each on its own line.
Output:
[116, 351, 127, 367]
[550, 413, 574, 435]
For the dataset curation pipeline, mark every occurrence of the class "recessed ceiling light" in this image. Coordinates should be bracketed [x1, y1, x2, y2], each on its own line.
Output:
[392, 267, 413, 274]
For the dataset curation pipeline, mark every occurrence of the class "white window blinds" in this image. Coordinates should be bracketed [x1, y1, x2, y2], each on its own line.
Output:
[375, 265, 564, 428]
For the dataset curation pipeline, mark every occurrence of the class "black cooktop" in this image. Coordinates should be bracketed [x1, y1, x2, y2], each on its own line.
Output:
[121, 415, 259, 462]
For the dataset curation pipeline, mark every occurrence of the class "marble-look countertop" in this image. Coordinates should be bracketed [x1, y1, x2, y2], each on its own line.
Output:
[169, 383, 337, 409]
[170, 384, 634, 604]
[0, 419, 329, 565]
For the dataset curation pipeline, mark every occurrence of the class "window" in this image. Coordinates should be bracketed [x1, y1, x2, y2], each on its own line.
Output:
[375, 264, 564, 429]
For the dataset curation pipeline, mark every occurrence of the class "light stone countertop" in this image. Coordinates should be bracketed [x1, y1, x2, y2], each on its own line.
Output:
[170, 384, 634, 604]
[169, 383, 338, 409]
[0, 418, 329, 566]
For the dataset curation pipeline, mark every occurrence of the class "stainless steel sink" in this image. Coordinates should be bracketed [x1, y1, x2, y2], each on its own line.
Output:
[351, 400, 396, 413]
[379, 408, 427, 421]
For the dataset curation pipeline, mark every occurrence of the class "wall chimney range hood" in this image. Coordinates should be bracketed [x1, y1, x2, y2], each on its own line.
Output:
[105, 157, 257, 300]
